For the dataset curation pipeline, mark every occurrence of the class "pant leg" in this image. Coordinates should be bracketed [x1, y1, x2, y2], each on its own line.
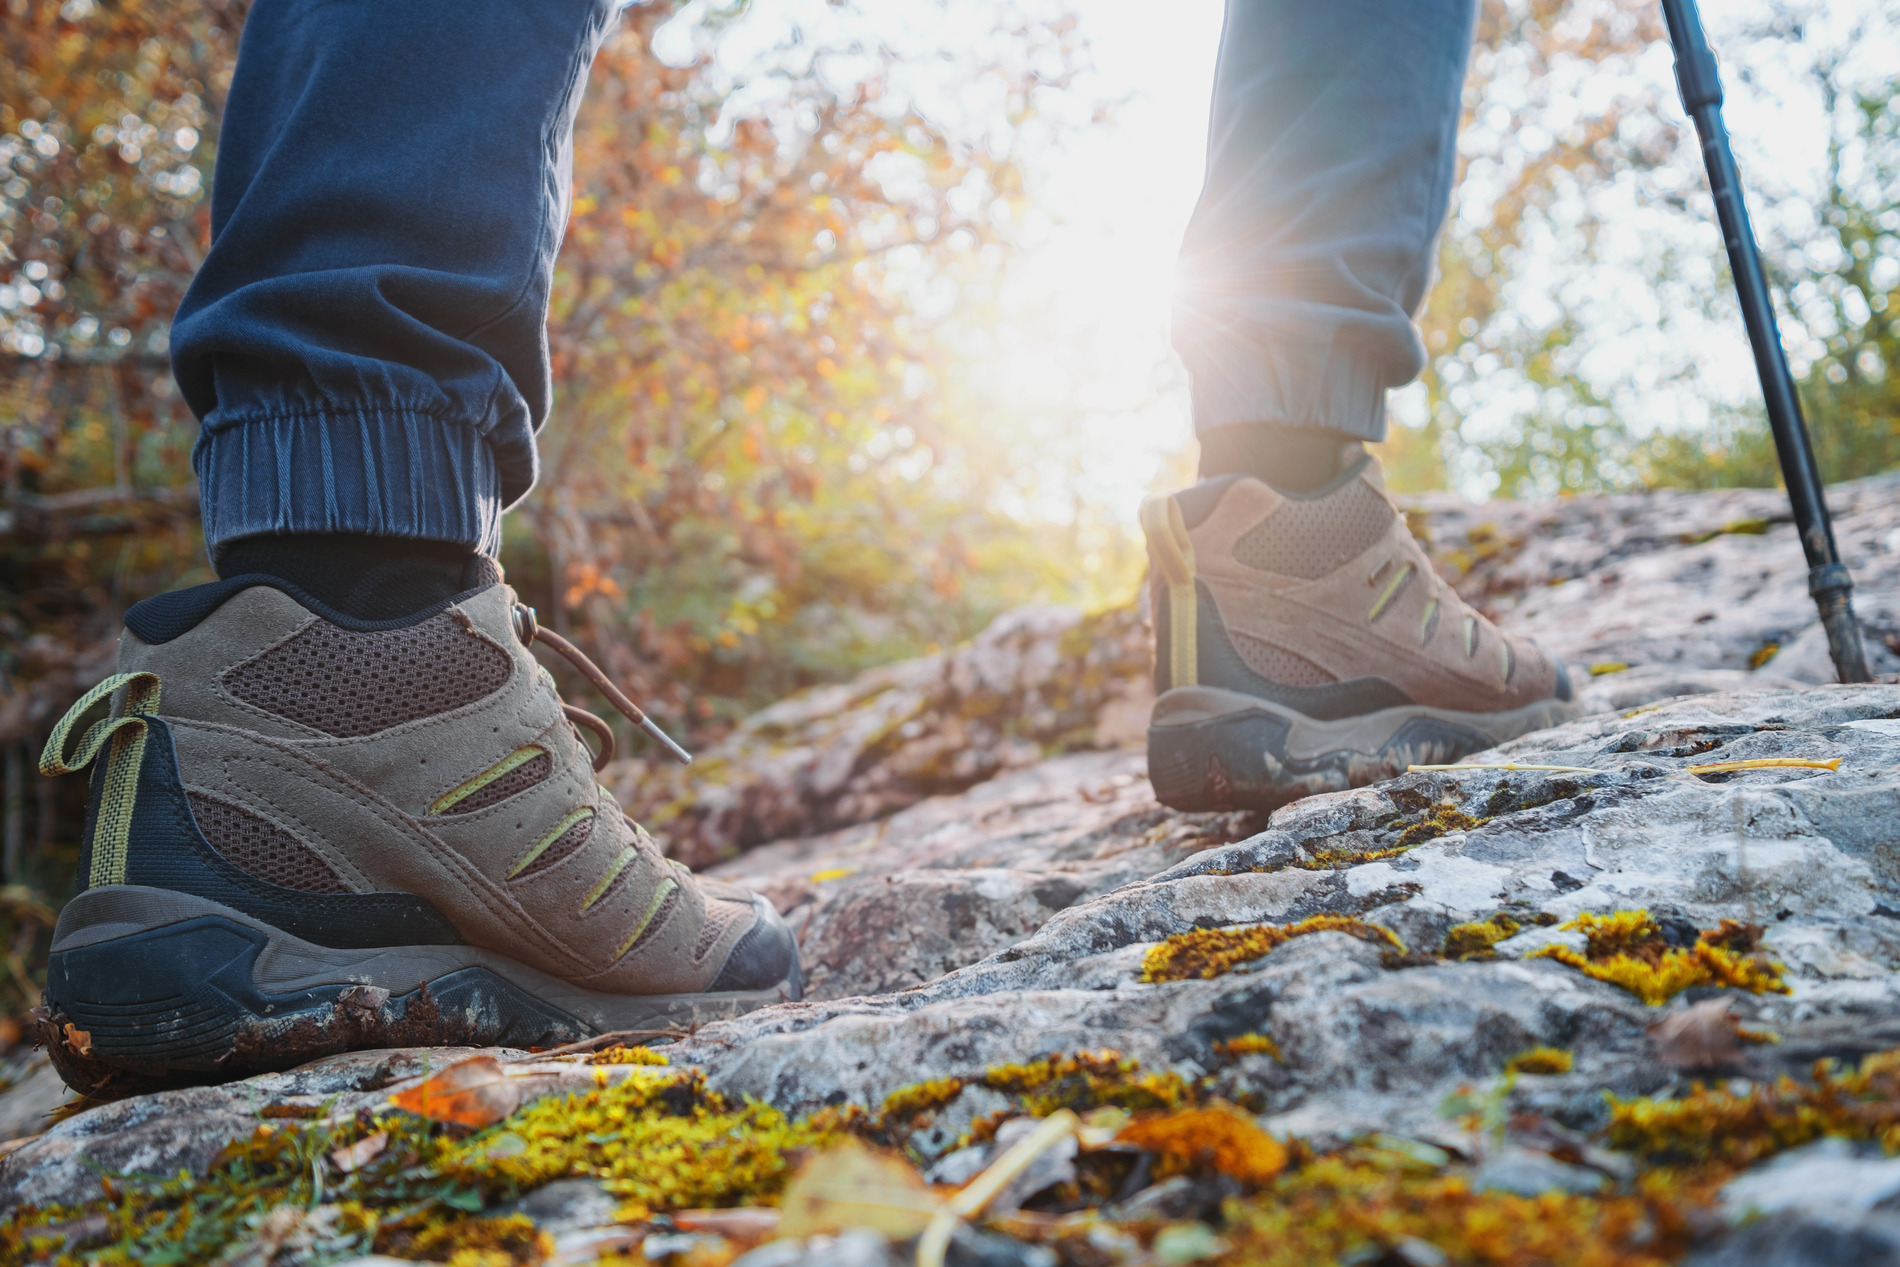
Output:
[1173, 0, 1478, 444]
[172, 0, 620, 561]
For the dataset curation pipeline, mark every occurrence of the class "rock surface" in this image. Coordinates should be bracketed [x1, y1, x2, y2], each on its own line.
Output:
[4, 475, 1900, 1258]
[616, 470, 1900, 868]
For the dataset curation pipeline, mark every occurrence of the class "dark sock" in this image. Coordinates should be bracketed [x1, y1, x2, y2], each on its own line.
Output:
[216, 533, 501, 621]
[1197, 422, 1366, 494]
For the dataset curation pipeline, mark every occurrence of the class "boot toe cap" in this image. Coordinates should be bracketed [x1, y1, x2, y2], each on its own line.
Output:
[710, 895, 803, 999]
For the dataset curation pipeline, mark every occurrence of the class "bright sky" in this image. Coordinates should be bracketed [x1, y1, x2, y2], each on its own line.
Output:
[661, 0, 1890, 516]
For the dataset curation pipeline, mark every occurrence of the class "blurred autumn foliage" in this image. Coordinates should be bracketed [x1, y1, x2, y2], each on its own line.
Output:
[1404, 0, 1900, 499]
[2, 0, 1896, 914]
[0, 0, 1103, 971]
[0, 0, 1090, 746]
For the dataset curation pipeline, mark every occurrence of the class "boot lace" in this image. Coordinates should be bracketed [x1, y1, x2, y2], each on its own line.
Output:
[510, 602, 693, 771]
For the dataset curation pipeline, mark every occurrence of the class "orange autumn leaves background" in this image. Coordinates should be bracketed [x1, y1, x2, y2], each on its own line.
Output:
[0, 0, 1097, 763]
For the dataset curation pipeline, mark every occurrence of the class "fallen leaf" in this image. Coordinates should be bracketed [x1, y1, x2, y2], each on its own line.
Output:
[1118, 1103, 1288, 1186]
[674, 1207, 780, 1246]
[387, 1055, 522, 1126]
[61, 1023, 91, 1057]
[988, 1116, 1079, 1214]
[1077, 1105, 1133, 1149]
[1648, 997, 1743, 1069]
[777, 1138, 941, 1239]
[328, 1130, 389, 1173]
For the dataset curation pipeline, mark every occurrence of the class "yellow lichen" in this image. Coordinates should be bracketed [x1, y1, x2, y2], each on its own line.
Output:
[1215, 1033, 1283, 1062]
[1117, 1103, 1288, 1186]
[876, 1077, 965, 1126]
[981, 1050, 1189, 1116]
[36, 1044, 1900, 1267]
[1298, 843, 1417, 870]
[1208, 1153, 1691, 1267]
[1395, 800, 1489, 848]
[1505, 1046, 1575, 1076]
[376, 1212, 549, 1264]
[1141, 915, 1405, 983]
[439, 1066, 851, 1211]
[589, 1044, 670, 1066]
[1607, 1048, 1900, 1166]
[1528, 910, 1789, 1006]
[1443, 913, 1521, 960]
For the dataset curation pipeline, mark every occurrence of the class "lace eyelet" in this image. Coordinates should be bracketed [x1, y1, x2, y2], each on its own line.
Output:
[512, 602, 539, 647]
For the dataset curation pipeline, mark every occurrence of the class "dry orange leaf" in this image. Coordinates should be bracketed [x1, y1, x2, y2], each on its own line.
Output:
[1648, 997, 1744, 1070]
[61, 1023, 91, 1057]
[1118, 1103, 1287, 1186]
[329, 1130, 390, 1174]
[387, 1056, 522, 1127]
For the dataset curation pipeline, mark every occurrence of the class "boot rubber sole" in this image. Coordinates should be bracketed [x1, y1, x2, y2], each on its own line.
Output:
[1146, 684, 1582, 813]
[39, 885, 798, 1096]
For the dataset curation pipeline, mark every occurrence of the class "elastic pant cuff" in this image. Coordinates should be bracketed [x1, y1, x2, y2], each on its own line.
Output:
[1186, 341, 1391, 444]
[193, 410, 504, 561]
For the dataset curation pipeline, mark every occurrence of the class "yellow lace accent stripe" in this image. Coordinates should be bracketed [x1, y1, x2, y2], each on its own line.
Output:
[1367, 563, 1414, 622]
[429, 746, 545, 816]
[613, 877, 679, 960]
[41, 672, 163, 889]
[1139, 494, 1197, 688]
[581, 845, 638, 912]
[509, 806, 594, 879]
[1419, 597, 1440, 644]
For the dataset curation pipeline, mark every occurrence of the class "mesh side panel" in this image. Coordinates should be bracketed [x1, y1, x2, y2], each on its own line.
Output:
[187, 793, 348, 893]
[516, 814, 594, 879]
[1232, 479, 1397, 580]
[1231, 632, 1335, 686]
[447, 751, 551, 814]
[626, 886, 684, 959]
[224, 612, 513, 738]
[694, 896, 750, 961]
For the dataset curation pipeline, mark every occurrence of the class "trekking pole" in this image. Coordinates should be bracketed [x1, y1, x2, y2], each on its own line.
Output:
[1659, 0, 1872, 684]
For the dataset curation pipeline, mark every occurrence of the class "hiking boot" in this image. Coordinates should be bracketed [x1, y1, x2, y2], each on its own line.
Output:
[35, 575, 799, 1094]
[1140, 454, 1579, 812]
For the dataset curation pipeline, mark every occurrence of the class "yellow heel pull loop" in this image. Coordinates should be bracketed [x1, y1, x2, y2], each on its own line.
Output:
[40, 672, 162, 777]
[39, 672, 163, 888]
[1140, 495, 1197, 688]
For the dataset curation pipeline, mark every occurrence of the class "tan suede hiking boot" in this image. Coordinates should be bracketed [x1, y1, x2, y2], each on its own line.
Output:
[36, 575, 798, 1094]
[1140, 454, 1579, 812]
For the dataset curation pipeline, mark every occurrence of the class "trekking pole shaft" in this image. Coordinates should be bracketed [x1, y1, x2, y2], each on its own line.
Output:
[1659, 0, 1871, 683]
